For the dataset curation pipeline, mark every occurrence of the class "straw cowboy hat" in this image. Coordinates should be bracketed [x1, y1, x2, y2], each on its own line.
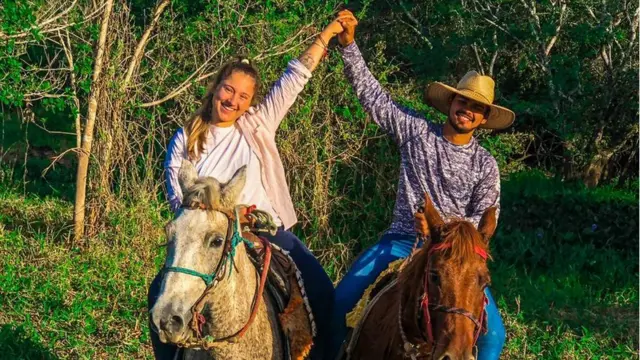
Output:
[425, 71, 515, 130]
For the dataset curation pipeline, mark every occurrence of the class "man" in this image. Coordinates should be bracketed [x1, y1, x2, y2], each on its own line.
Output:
[330, 10, 514, 360]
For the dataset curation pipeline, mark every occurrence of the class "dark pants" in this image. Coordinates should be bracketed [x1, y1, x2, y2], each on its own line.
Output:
[148, 229, 334, 360]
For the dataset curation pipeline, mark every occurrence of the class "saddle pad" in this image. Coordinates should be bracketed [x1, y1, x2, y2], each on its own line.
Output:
[247, 238, 316, 360]
[346, 258, 405, 328]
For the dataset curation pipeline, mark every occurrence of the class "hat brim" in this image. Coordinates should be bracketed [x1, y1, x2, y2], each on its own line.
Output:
[425, 82, 515, 130]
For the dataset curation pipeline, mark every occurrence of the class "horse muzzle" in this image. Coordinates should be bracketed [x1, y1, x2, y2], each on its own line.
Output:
[151, 304, 193, 344]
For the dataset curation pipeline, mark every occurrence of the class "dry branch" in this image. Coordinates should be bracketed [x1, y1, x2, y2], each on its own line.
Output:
[122, 0, 171, 89]
[140, 39, 230, 108]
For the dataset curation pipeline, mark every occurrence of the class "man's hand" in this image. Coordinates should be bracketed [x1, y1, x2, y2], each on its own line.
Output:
[336, 10, 358, 47]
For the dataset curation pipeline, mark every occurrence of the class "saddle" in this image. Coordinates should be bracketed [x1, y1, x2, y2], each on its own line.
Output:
[175, 205, 316, 360]
[240, 209, 316, 360]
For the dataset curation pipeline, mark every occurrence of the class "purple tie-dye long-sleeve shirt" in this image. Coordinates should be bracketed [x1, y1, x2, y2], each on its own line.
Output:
[341, 42, 501, 235]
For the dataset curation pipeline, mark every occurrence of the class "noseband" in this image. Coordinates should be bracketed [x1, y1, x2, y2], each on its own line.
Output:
[164, 206, 253, 286]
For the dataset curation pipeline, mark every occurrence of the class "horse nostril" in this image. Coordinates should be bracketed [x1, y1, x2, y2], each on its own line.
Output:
[159, 315, 185, 334]
[169, 315, 184, 332]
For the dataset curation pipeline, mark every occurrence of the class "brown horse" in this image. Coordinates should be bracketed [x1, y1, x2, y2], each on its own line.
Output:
[345, 193, 497, 360]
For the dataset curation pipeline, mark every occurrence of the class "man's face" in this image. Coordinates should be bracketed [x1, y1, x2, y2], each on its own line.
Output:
[447, 94, 489, 134]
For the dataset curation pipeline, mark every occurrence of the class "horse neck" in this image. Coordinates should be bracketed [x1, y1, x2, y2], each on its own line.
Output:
[204, 243, 258, 337]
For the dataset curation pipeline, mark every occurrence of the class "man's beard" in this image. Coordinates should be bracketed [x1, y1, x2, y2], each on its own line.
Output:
[447, 114, 475, 134]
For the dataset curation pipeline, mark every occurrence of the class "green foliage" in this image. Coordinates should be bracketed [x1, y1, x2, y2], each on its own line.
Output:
[491, 172, 638, 359]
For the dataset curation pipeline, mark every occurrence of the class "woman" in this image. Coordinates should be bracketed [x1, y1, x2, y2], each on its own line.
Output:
[148, 17, 348, 360]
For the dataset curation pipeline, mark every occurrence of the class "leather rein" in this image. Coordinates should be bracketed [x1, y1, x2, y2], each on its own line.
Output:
[164, 203, 272, 348]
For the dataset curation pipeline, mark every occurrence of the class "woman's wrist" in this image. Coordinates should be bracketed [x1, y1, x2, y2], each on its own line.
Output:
[314, 35, 329, 50]
[318, 30, 334, 45]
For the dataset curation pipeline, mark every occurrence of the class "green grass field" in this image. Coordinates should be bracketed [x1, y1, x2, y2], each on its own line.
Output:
[0, 172, 637, 359]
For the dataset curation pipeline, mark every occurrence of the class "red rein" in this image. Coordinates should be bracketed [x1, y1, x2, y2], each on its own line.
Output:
[420, 242, 488, 345]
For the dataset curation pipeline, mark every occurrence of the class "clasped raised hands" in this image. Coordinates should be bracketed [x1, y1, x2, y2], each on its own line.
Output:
[319, 9, 359, 46]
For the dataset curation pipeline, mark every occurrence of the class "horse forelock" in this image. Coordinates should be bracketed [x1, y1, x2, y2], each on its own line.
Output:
[182, 177, 222, 210]
[438, 220, 490, 263]
[397, 220, 489, 294]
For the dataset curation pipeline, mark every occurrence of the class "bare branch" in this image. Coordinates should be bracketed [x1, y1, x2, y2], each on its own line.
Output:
[471, 43, 486, 75]
[24, 93, 69, 101]
[482, 17, 526, 48]
[42, 147, 82, 176]
[122, 0, 171, 89]
[39, 0, 78, 28]
[585, 6, 598, 21]
[140, 39, 230, 108]
[488, 31, 499, 76]
[28, 117, 77, 136]
[0, 0, 78, 40]
[396, 0, 433, 49]
[544, 1, 567, 57]
[398, 19, 433, 49]
[59, 29, 82, 148]
[1, 3, 106, 43]
[253, 24, 313, 60]
[253, 33, 315, 61]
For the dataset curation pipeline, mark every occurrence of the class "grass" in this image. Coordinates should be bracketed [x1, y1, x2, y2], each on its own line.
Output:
[0, 192, 166, 359]
[0, 172, 637, 359]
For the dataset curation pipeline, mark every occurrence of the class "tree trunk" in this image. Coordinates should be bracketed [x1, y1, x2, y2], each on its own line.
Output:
[583, 150, 613, 188]
[73, 0, 114, 243]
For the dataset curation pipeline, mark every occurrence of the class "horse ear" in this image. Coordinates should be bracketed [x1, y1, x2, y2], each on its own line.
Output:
[220, 166, 247, 210]
[478, 207, 498, 242]
[178, 160, 198, 195]
[423, 192, 444, 235]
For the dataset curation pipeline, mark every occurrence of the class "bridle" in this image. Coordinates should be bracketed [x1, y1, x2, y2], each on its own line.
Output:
[399, 239, 489, 359]
[163, 204, 272, 348]
[421, 241, 488, 344]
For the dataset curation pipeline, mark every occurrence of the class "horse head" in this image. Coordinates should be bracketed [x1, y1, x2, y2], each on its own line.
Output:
[150, 160, 253, 345]
[401, 193, 497, 360]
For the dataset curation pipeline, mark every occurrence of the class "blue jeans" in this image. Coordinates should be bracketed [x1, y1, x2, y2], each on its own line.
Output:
[148, 229, 334, 360]
[329, 234, 505, 360]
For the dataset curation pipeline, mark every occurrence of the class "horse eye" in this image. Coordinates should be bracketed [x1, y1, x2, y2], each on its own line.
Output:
[479, 274, 491, 288]
[430, 271, 440, 285]
[209, 235, 224, 248]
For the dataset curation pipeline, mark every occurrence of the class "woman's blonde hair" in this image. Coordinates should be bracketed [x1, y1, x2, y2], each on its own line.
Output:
[185, 57, 260, 161]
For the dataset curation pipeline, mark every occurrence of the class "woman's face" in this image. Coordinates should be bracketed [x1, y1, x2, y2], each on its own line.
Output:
[211, 70, 256, 125]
